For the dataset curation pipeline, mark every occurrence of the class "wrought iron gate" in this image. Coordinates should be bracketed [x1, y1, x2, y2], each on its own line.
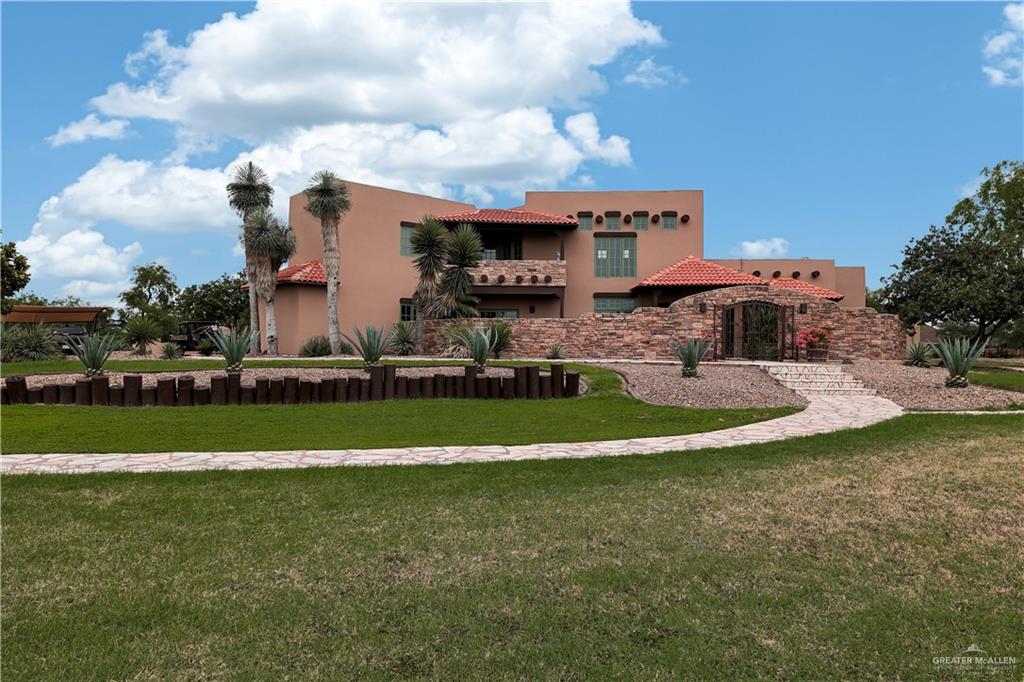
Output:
[714, 301, 795, 360]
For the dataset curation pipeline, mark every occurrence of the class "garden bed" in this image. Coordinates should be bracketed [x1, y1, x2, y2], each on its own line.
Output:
[848, 361, 1023, 410]
[601, 363, 807, 409]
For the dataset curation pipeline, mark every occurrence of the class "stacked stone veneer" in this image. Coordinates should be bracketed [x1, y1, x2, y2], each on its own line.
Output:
[423, 285, 904, 361]
[470, 260, 567, 287]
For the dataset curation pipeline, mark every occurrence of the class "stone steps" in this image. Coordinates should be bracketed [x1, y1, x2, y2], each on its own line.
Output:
[761, 363, 875, 397]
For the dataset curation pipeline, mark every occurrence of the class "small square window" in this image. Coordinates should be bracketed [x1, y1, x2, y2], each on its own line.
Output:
[579, 215, 592, 231]
[662, 215, 677, 230]
[605, 214, 621, 230]
[400, 301, 417, 321]
[634, 214, 648, 230]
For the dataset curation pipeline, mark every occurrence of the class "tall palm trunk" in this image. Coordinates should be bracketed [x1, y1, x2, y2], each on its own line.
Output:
[245, 250, 262, 354]
[321, 220, 343, 354]
[265, 292, 278, 355]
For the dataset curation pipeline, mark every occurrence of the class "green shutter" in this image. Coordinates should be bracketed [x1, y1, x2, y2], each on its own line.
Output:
[594, 236, 636, 278]
[594, 297, 636, 313]
[605, 214, 621, 231]
[400, 225, 414, 256]
[662, 215, 677, 230]
[634, 214, 648, 230]
[579, 215, 592, 231]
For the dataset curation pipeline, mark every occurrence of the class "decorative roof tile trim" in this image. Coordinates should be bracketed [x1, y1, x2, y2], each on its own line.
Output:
[436, 209, 579, 225]
[769, 277, 844, 301]
[633, 256, 768, 288]
[276, 260, 327, 285]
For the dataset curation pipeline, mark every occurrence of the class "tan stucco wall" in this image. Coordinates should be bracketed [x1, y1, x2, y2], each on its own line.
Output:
[710, 259, 865, 308]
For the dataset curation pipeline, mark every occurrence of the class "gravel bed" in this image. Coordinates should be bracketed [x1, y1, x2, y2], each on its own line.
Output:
[847, 361, 1023, 410]
[9, 365, 577, 391]
[602, 363, 807, 409]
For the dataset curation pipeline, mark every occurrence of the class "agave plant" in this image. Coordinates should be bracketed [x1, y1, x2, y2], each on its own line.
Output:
[66, 333, 118, 377]
[546, 345, 564, 360]
[670, 337, 709, 378]
[931, 336, 989, 388]
[207, 327, 254, 373]
[904, 341, 935, 367]
[489, 321, 512, 359]
[197, 338, 217, 357]
[161, 342, 183, 360]
[455, 328, 492, 373]
[389, 321, 417, 356]
[342, 324, 392, 370]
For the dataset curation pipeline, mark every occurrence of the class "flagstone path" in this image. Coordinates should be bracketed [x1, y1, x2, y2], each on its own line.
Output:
[2, 395, 904, 475]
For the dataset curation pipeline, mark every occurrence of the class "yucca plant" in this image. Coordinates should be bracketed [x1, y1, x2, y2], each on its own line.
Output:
[123, 315, 161, 355]
[489, 321, 512, 358]
[931, 336, 989, 388]
[66, 333, 117, 377]
[546, 345, 564, 360]
[207, 327, 254, 373]
[389, 321, 417, 356]
[670, 337, 709, 378]
[342, 324, 391, 370]
[161, 342, 183, 360]
[904, 341, 936, 367]
[458, 328, 492, 373]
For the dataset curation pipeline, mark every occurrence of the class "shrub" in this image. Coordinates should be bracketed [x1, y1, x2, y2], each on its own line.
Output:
[207, 327, 254, 372]
[342, 325, 391, 369]
[670, 337, 710, 378]
[123, 316, 161, 355]
[546, 344, 564, 360]
[0, 324, 62, 362]
[299, 335, 332, 357]
[161, 342, 183, 360]
[461, 328, 492, 372]
[66, 333, 117, 377]
[489, 321, 512, 358]
[795, 326, 834, 348]
[931, 336, 988, 388]
[389, 321, 417, 356]
[197, 338, 217, 356]
[904, 341, 936, 367]
[439, 321, 471, 357]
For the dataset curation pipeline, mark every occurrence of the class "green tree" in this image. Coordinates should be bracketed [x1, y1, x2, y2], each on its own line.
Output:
[411, 216, 449, 320]
[884, 161, 1024, 344]
[410, 217, 483, 319]
[864, 287, 892, 314]
[243, 208, 296, 355]
[120, 263, 180, 334]
[1, 241, 31, 314]
[175, 272, 249, 327]
[227, 161, 274, 354]
[303, 170, 351, 355]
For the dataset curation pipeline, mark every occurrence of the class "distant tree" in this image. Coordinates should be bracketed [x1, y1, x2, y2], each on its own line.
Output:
[120, 263, 180, 335]
[303, 170, 351, 355]
[864, 287, 892, 314]
[227, 161, 274, 354]
[175, 272, 249, 327]
[1, 241, 31, 314]
[884, 161, 1024, 345]
[243, 208, 296, 355]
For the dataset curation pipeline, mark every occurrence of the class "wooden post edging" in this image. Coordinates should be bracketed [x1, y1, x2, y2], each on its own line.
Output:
[551, 364, 565, 398]
[123, 375, 142, 406]
[564, 371, 581, 398]
[6, 376, 28, 404]
[177, 376, 195, 407]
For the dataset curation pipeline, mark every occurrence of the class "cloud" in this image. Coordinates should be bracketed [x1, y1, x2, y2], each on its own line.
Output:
[732, 238, 790, 258]
[982, 3, 1023, 86]
[958, 175, 983, 199]
[623, 57, 687, 88]
[91, 1, 663, 145]
[16, 229, 142, 305]
[564, 112, 631, 166]
[47, 114, 129, 147]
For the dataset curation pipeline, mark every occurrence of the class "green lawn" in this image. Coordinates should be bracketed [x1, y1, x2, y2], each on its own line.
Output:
[969, 368, 1024, 392]
[1, 365, 794, 454]
[2, 414, 1021, 679]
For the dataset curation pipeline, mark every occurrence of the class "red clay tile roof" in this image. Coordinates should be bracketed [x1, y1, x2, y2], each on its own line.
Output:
[436, 209, 578, 226]
[769, 277, 844, 301]
[276, 260, 327, 285]
[633, 256, 767, 288]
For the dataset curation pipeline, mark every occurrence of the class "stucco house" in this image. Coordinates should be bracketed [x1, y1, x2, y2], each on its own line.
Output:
[266, 181, 899, 359]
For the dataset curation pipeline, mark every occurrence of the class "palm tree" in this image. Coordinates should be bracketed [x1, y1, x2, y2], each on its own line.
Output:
[243, 207, 296, 355]
[411, 215, 449, 319]
[303, 170, 351, 354]
[226, 161, 273, 354]
[410, 218, 483, 319]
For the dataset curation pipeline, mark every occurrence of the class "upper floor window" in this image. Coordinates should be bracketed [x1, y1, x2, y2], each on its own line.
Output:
[605, 211, 621, 231]
[633, 212, 649, 230]
[661, 211, 677, 230]
[480, 309, 519, 319]
[594, 235, 636, 278]
[400, 222, 415, 256]
[578, 212, 593, 231]
[594, 296, 636, 313]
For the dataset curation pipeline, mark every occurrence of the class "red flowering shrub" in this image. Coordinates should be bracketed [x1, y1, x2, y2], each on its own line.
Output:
[795, 326, 834, 348]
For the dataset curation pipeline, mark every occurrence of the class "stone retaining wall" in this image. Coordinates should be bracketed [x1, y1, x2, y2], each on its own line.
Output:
[424, 285, 904, 361]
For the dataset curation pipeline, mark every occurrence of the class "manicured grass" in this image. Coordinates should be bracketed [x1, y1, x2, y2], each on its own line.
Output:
[0, 357, 467, 377]
[969, 368, 1024, 392]
[2, 414, 1021, 679]
[1, 365, 794, 454]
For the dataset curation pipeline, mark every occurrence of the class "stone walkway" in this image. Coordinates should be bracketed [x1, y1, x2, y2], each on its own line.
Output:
[1, 395, 905, 475]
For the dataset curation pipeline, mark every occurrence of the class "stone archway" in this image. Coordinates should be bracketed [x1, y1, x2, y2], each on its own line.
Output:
[716, 300, 794, 360]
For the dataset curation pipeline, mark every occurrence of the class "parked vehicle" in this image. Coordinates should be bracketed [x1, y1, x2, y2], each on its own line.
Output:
[168, 321, 218, 352]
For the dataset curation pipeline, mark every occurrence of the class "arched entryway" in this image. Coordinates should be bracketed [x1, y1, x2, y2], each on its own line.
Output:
[714, 300, 795, 360]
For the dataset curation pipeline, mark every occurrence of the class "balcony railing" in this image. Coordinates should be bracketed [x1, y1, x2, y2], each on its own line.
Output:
[470, 259, 567, 287]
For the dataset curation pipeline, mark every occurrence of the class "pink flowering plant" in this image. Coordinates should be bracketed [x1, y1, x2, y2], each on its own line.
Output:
[795, 326, 834, 348]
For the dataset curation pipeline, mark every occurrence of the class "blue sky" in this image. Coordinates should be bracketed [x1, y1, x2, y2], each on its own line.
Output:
[2, 1, 1022, 304]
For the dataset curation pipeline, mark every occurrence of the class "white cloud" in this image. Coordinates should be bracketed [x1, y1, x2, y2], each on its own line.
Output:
[16, 229, 142, 305]
[982, 3, 1023, 86]
[47, 114, 129, 147]
[623, 57, 687, 88]
[958, 175, 983, 199]
[60, 279, 132, 307]
[91, 1, 662, 145]
[732, 238, 790, 259]
[564, 112, 631, 166]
